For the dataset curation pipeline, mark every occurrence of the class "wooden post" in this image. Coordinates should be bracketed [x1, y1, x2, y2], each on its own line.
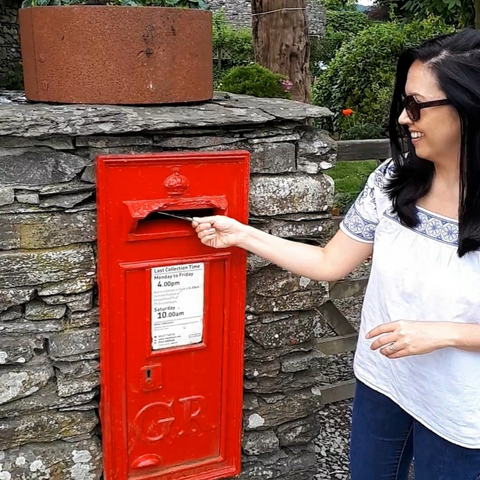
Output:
[251, 0, 311, 103]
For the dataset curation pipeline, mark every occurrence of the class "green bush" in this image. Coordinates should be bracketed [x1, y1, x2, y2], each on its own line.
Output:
[319, 0, 356, 12]
[220, 64, 291, 99]
[312, 17, 455, 139]
[326, 10, 372, 33]
[212, 10, 254, 86]
[311, 11, 372, 75]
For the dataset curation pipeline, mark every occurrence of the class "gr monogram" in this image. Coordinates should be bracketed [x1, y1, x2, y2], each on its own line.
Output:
[134, 395, 214, 443]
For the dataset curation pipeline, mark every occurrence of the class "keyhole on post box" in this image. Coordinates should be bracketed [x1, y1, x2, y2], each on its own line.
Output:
[146, 369, 152, 382]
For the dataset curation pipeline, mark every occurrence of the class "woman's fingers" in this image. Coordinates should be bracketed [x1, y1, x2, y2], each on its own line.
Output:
[195, 223, 213, 234]
[198, 229, 215, 240]
[370, 333, 397, 351]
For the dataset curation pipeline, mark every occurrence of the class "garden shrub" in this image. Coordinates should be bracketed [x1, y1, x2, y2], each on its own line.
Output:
[220, 64, 291, 99]
[212, 11, 254, 86]
[312, 17, 455, 139]
[310, 10, 372, 76]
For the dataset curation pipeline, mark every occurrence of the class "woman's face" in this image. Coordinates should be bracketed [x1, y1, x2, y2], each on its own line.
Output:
[399, 60, 461, 164]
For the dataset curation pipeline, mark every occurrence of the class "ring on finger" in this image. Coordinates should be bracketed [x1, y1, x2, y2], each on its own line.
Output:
[389, 343, 397, 353]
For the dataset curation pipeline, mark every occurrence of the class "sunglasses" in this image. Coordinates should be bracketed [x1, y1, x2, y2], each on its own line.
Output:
[402, 95, 450, 122]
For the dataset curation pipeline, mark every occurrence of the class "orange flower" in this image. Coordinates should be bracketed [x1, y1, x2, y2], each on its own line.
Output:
[342, 108, 354, 117]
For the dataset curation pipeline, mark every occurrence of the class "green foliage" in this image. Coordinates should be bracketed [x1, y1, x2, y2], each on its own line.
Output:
[311, 10, 372, 75]
[319, 0, 356, 11]
[219, 64, 291, 99]
[328, 160, 377, 214]
[312, 17, 455, 139]
[326, 9, 372, 32]
[375, 0, 474, 28]
[22, 0, 208, 8]
[212, 10, 254, 87]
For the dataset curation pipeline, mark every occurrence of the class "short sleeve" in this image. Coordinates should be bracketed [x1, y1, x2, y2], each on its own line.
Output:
[339, 160, 393, 243]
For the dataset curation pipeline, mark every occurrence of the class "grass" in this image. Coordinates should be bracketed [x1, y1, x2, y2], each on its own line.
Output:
[328, 160, 378, 215]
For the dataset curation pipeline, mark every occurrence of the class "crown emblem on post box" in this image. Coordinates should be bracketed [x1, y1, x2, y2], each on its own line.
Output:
[164, 168, 189, 197]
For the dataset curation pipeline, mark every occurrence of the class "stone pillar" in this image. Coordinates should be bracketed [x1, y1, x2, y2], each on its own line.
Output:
[0, 91, 335, 479]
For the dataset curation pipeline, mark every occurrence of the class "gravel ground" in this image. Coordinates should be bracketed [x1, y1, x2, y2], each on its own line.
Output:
[314, 400, 353, 480]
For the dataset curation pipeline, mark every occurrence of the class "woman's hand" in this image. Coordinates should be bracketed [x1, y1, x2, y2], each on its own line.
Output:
[366, 320, 455, 359]
[192, 215, 246, 249]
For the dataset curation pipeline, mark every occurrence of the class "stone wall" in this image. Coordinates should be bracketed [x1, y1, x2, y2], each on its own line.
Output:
[210, 0, 326, 36]
[0, 91, 335, 480]
[0, 0, 21, 88]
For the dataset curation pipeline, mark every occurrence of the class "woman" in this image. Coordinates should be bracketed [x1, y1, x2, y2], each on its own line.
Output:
[193, 29, 480, 479]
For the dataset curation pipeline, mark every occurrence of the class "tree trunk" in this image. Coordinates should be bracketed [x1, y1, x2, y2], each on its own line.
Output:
[251, 0, 311, 103]
[475, 0, 480, 29]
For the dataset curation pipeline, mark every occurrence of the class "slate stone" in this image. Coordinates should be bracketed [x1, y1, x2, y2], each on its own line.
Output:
[0, 92, 331, 137]
[281, 351, 327, 373]
[76, 135, 153, 148]
[298, 128, 337, 174]
[0, 438, 102, 480]
[0, 319, 63, 335]
[250, 142, 296, 174]
[63, 308, 99, 329]
[16, 192, 40, 204]
[42, 291, 94, 313]
[154, 135, 240, 149]
[0, 187, 14, 206]
[244, 370, 320, 394]
[239, 445, 317, 480]
[37, 277, 96, 296]
[0, 244, 96, 288]
[0, 211, 96, 250]
[40, 191, 93, 209]
[0, 410, 98, 449]
[0, 136, 74, 150]
[0, 305, 22, 321]
[247, 267, 328, 313]
[0, 361, 54, 405]
[25, 300, 66, 321]
[244, 389, 323, 430]
[0, 383, 97, 419]
[55, 360, 100, 398]
[243, 431, 280, 456]
[276, 416, 321, 446]
[250, 174, 334, 216]
[0, 336, 44, 365]
[49, 328, 99, 360]
[244, 337, 314, 363]
[0, 287, 35, 312]
[246, 312, 318, 349]
[0, 149, 90, 186]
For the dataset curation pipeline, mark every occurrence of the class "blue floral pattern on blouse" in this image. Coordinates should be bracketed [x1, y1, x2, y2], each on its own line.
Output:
[385, 209, 458, 246]
[342, 203, 378, 242]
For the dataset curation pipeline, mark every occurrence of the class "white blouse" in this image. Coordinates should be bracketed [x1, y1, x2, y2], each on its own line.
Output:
[340, 160, 480, 449]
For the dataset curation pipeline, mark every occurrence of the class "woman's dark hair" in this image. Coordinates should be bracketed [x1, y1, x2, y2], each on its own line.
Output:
[386, 28, 480, 257]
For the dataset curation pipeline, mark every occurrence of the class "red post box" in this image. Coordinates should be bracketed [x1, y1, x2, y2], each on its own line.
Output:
[96, 152, 249, 480]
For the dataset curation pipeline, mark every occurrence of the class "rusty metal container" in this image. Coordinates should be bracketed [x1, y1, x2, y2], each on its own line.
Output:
[18, 6, 213, 105]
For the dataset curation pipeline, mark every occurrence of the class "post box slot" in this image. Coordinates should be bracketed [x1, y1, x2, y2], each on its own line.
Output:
[124, 195, 228, 241]
[143, 208, 214, 224]
[134, 208, 216, 236]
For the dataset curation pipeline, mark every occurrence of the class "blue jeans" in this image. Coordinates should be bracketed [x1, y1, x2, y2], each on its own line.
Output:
[350, 379, 480, 480]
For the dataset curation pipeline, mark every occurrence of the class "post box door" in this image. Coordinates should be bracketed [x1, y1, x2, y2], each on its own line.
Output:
[97, 152, 249, 480]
